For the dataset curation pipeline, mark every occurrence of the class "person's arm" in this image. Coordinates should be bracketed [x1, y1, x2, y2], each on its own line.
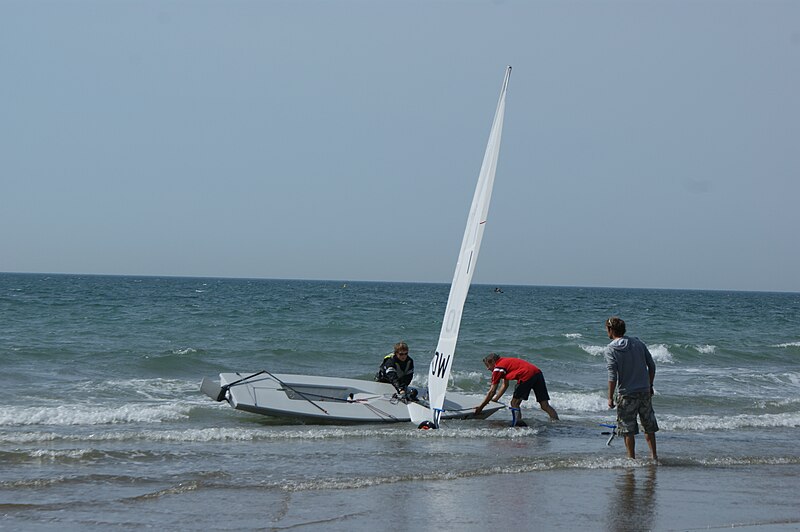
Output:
[645, 349, 656, 396]
[608, 380, 616, 409]
[475, 382, 499, 414]
[382, 361, 404, 393]
[605, 349, 617, 408]
[493, 379, 509, 402]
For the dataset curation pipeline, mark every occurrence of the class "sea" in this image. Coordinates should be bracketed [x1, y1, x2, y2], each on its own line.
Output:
[1, 273, 799, 531]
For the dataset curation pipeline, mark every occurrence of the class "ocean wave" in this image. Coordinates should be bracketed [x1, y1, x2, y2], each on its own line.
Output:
[0, 448, 181, 465]
[269, 455, 800, 492]
[129, 480, 203, 500]
[662, 412, 800, 431]
[690, 456, 800, 467]
[70, 378, 210, 403]
[773, 341, 800, 348]
[449, 370, 485, 385]
[264, 457, 641, 492]
[0, 423, 545, 445]
[0, 471, 229, 491]
[0, 403, 192, 427]
[579, 343, 674, 364]
[549, 391, 607, 412]
[411, 370, 486, 393]
[579, 344, 606, 357]
[564, 333, 582, 339]
[172, 347, 198, 355]
[693, 344, 716, 354]
[648, 344, 674, 364]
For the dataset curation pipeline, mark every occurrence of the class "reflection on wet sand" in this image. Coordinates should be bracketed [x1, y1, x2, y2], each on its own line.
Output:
[607, 465, 657, 532]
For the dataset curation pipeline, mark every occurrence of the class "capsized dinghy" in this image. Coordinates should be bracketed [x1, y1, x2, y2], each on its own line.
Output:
[201, 370, 502, 424]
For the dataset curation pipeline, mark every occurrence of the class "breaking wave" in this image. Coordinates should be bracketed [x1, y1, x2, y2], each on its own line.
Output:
[0, 403, 192, 426]
[579, 343, 674, 364]
[662, 412, 800, 431]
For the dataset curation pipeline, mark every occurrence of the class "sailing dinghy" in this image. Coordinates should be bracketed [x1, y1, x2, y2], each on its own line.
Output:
[200, 371, 498, 424]
[201, 66, 512, 424]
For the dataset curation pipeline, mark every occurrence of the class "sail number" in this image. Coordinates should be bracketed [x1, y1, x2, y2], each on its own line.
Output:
[430, 351, 451, 378]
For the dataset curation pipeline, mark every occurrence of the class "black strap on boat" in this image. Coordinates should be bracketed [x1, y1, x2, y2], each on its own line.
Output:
[225, 370, 268, 390]
[361, 401, 399, 422]
[208, 370, 269, 400]
[263, 370, 329, 415]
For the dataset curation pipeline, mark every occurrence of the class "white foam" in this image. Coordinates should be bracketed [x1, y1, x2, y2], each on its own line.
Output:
[580, 342, 674, 364]
[694, 344, 716, 354]
[648, 344, 674, 364]
[662, 412, 800, 431]
[564, 333, 582, 339]
[0, 403, 192, 427]
[774, 341, 800, 348]
[693, 456, 800, 467]
[0, 423, 546, 445]
[755, 397, 800, 409]
[549, 391, 607, 412]
[451, 370, 485, 384]
[27, 448, 96, 460]
[579, 344, 606, 357]
[275, 456, 650, 491]
[83, 378, 208, 402]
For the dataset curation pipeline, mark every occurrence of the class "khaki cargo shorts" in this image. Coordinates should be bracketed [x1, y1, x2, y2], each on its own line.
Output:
[616, 391, 659, 435]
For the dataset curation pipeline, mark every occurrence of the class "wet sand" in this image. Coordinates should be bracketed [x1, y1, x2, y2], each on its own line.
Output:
[262, 464, 800, 531]
[10, 463, 794, 531]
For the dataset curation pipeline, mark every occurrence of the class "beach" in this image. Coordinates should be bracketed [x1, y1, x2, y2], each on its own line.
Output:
[2, 274, 799, 530]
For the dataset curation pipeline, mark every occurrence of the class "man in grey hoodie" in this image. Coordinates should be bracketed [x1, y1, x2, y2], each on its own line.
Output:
[604, 316, 659, 461]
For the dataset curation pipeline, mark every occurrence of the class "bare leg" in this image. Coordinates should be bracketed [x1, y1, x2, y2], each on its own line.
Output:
[539, 400, 559, 420]
[645, 432, 658, 461]
[624, 434, 636, 459]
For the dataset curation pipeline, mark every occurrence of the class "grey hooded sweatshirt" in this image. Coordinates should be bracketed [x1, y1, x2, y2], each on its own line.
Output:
[604, 336, 656, 396]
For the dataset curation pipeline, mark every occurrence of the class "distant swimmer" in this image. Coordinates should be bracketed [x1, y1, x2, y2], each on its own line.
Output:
[494, 287, 504, 293]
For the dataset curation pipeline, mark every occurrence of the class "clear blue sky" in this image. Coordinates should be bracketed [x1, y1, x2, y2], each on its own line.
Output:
[2, 0, 798, 292]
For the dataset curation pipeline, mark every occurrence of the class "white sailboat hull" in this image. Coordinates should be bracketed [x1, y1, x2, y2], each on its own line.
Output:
[201, 372, 503, 424]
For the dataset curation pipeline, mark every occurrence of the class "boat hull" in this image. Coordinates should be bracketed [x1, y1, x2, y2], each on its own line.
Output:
[201, 371, 503, 424]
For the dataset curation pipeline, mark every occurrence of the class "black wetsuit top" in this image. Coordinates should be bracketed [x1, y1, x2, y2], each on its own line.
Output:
[375, 354, 414, 392]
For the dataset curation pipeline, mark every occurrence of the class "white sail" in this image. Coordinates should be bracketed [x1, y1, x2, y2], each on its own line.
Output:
[427, 66, 511, 427]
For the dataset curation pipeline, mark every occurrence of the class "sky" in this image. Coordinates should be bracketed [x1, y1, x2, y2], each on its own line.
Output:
[2, 0, 799, 292]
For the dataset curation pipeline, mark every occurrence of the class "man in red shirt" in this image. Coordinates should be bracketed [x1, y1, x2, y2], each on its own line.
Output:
[475, 353, 559, 426]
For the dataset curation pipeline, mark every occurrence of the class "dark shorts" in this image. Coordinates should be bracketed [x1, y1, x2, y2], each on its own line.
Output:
[513, 372, 550, 403]
[616, 392, 659, 435]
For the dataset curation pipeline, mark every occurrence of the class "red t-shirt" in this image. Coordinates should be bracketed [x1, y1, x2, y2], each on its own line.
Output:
[491, 357, 541, 385]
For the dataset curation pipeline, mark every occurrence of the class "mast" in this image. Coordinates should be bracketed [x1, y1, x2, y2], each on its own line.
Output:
[427, 66, 511, 427]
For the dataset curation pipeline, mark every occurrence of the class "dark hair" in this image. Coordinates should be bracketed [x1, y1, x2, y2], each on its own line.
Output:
[606, 316, 626, 336]
[394, 341, 409, 354]
[482, 353, 500, 366]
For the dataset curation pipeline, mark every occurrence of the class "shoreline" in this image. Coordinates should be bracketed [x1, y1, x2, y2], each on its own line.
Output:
[5, 464, 800, 530]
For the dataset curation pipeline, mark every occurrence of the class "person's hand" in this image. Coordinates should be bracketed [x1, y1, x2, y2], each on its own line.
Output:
[608, 398, 615, 409]
[474, 406, 483, 415]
